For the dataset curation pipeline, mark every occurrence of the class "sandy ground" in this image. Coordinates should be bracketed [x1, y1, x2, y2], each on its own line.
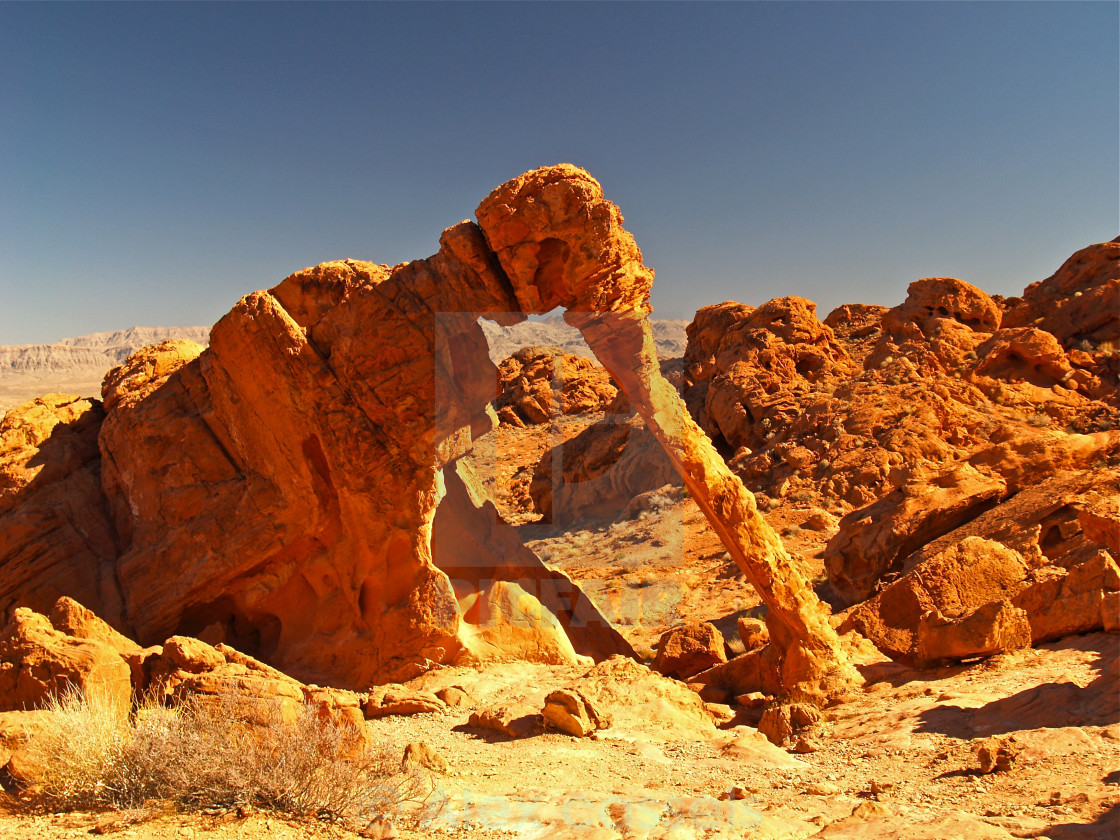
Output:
[3, 632, 1115, 840]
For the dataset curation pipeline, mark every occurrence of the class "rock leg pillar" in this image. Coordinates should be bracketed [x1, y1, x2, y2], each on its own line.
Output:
[569, 308, 857, 704]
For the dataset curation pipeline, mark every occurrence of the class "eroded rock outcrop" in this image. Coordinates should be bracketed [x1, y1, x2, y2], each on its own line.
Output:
[528, 383, 680, 523]
[494, 346, 616, 426]
[0, 395, 122, 627]
[6, 165, 852, 700]
[477, 166, 858, 703]
[2, 184, 638, 689]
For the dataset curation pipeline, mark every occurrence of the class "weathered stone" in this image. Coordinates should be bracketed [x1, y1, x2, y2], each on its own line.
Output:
[401, 741, 449, 774]
[0, 396, 123, 628]
[363, 687, 445, 719]
[47, 596, 140, 657]
[468, 703, 541, 738]
[975, 736, 1019, 774]
[652, 621, 728, 680]
[0, 607, 131, 713]
[825, 463, 1007, 606]
[494, 346, 616, 424]
[917, 600, 1033, 664]
[541, 688, 611, 737]
[840, 537, 1033, 663]
[736, 617, 770, 651]
[434, 686, 473, 707]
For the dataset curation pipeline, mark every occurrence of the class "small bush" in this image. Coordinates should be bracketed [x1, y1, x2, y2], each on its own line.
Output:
[22, 687, 432, 825]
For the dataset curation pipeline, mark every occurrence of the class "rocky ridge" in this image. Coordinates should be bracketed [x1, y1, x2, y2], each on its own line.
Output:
[0, 327, 210, 414]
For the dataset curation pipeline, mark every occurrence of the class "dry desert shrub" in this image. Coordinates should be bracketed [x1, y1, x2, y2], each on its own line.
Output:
[21, 686, 434, 825]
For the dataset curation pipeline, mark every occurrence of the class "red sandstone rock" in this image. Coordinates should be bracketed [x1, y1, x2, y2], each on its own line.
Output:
[1011, 551, 1120, 643]
[363, 686, 446, 718]
[839, 537, 1033, 663]
[468, 703, 541, 738]
[0, 395, 122, 627]
[541, 688, 611, 737]
[737, 617, 770, 651]
[495, 346, 616, 425]
[825, 463, 1008, 606]
[1002, 239, 1120, 349]
[652, 621, 728, 681]
[0, 607, 132, 712]
[684, 297, 855, 453]
[47, 596, 140, 657]
[90, 232, 627, 687]
[916, 600, 1033, 664]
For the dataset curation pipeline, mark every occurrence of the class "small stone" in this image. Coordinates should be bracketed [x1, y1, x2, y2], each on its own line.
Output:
[792, 736, 820, 754]
[435, 686, 473, 707]
[976, 736, 1018, 774]
[806, 782, 840, 796]
[542, 689, 610, 737]
[758, 706, 793, 747]
[359, 818, 399, 839]
[401, 741, 449, 775]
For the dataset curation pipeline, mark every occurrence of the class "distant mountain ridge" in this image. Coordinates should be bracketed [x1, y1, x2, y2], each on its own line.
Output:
[480, 315, 688, 364]
[0, 326, 210, 413]
[1, 318, 688, 415]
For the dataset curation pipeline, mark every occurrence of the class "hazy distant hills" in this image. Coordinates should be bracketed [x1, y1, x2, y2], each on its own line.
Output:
[0, 327, 210, 413]
[480, 315, 688, 363]
[1, 318, 688, 415]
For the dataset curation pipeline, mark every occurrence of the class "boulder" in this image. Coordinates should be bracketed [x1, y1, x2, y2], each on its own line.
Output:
[1011, 551, 1120, 643]
[0, 607, 131, 713]
[683, 297, 856, 453]
[736, 617, 769, 651]
[363, 686, 446, 719]
[839, 537, 1033, 663]
[47, 596, 140, 657]
[916, 600, 1033, 664]
[435, 685, 473, 707]
[0, 709, 52, 781]
[541, 688, 611, 737]
[565, 655, 716, 741]
[401, 741, 449, 774]
[468, 703, 541, 738]
[652, 621, 728, 680]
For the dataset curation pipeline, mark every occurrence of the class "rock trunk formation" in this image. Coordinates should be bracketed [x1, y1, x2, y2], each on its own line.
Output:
[475, 166, 856, 703]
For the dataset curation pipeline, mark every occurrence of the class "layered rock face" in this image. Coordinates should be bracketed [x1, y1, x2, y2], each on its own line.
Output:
[0, 395, 121, 625]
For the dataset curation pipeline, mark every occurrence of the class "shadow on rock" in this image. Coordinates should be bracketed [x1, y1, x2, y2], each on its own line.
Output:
[1037, 801, 1119, 840]
[916, 638, 1119, 739]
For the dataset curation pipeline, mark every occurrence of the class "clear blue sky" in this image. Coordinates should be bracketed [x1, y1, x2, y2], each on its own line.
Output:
[1, 1, 1116, 345]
